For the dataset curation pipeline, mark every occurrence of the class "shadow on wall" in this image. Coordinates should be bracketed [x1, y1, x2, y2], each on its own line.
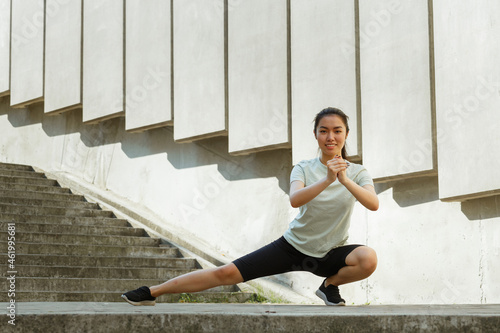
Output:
[461, 195, 500, 221]
[374, 172, 500, 221]
[374, 176, 440, 208]
[119, 125, 293, 193]
[0, 95, 293, 194]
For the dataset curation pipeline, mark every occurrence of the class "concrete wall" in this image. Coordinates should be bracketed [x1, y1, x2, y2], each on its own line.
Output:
[360, 0, 434, 181]
[173, 0, 226, 142]
[82, 0, 123, 123]
[125, 0, 172, 132]
[227, 0, 290, 155]
[0, 1, 499, 305]
[10, 0, 44, 107]
[433, 0, 500, 201]
[44, 0, 82, 114]
[0, 0, 9, 96]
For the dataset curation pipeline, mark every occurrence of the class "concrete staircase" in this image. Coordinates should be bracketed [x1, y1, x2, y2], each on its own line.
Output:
[0, 162, 253, 303]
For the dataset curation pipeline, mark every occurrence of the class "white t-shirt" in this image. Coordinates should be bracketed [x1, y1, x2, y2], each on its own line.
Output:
[283, 157, 374, 258]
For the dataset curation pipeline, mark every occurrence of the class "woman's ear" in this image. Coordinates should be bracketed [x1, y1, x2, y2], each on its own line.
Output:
[313, 129, 317, 139]
[345, 130, 349, 139]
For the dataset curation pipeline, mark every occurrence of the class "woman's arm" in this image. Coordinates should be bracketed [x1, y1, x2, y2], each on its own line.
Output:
[289, 159, 345, 208]
[339, 178, 379, 211]
[330, 157, 378, 211]
[289, 178, 328, 208]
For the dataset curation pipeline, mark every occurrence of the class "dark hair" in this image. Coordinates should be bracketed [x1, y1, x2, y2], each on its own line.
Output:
[313, 107, 350, 160]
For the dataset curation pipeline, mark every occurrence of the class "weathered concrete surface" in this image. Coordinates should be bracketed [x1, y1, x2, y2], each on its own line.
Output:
[10, 0, 44, 107]
[82, 0, 124, 123]
[360, 0, 434, 180]
[291, 0, 359, 164]
[227, 0, 289, 154]
[0, 0, 9, 96]
[3, 303, 500, 332]
[125, 0, 171, 132]
[173, 0, 226, 142]
[433, 0, 500, 201]
[44, 0, 82, 114]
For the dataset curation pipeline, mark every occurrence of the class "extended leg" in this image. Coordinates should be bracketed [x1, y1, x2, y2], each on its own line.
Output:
[149, 263, 244, 297]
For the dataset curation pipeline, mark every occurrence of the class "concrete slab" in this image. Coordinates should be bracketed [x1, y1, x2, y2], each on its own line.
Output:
[291, 0, 359, 164]
[82, 0, 124, 123]
[0, 0, 9, 96]
[10, 0, 44, 107]
[3, 302, 500, 332]
[44, 0, 82, 114]
[173, 0, 226, 142]
[360, 0, 434, 180]
[125, 0, 171, 132]
[433, 1, 500, 201]
[227, 0, 289, 155]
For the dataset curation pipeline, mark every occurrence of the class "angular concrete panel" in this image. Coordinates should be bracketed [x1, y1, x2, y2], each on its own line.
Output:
[291, 0, 358, 165]
[10, 0, 44, 107]
[360, 0, 434, 180]
[83, 0, 123, 123]
[434, 1, 500, 201]
[44, 0, 82, 114]
[125, 0, 171, 132]
[228, 0, 289, 154]
[0, 0, 10, 96]
[173, 0, 226, 142]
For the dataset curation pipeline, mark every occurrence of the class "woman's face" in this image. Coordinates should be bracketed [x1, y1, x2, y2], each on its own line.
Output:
[314, 115, 348, 159]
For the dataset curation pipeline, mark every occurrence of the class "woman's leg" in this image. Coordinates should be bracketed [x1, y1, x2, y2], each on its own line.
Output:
[325, 246, 377, 287]
[149, 263, 244, 297]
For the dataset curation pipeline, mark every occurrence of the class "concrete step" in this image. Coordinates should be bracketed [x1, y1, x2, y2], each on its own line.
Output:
[0, 168, 47, 178]
[2, 291, 254, 303]
[0, 189, 86, 202]
[2, 265, 196, 280]
[0, 162, 251, 305]
[0, 175, 58, 186]
[1, 241, 180, 257]
[0, 221, 146, 237]
[4, 303, 498, 333]
[0, 196, 100, 210]
[0, 182, 71, 193]
[0, 213, 130, 227]
[0, 162, 33, 171]
[0, 254, 198, 269]
[2, 231, 160, 247]
[0, 203, 115, 218]
[7, 277, 239, 294]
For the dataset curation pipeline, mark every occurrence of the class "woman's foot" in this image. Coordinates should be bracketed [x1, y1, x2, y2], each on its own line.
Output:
[121, 286, 156, 306]
[315, 279, 345, 306]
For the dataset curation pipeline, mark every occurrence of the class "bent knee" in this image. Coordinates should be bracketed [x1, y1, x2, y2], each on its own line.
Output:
[350, 246, 377, 275]
[360, 247, 377, 274]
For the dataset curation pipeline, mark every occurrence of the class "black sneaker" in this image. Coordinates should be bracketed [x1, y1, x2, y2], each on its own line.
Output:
[315, 279, 345, 306]
[121, 286, 156, 306]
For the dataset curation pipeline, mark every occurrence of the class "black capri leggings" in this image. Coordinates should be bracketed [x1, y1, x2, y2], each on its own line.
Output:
[233, 236, 362, 282]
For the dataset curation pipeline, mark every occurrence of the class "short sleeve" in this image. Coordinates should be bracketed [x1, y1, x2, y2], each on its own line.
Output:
[354, 167, 374, 187]
[290, 163, 306, 184]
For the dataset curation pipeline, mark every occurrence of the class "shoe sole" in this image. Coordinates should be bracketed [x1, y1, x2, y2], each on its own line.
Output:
[315, 289, 345, 306]
[121, 294, 156, 306]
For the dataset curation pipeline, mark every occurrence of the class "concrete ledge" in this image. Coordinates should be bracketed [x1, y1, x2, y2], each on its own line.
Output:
[3, 303, 500, 332]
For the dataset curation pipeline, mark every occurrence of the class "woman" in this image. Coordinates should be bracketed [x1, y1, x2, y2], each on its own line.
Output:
[122, 107, 379, 306]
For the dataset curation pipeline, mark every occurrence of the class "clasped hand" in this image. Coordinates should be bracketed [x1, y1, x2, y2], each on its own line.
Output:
[326, 155, 349, 184]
